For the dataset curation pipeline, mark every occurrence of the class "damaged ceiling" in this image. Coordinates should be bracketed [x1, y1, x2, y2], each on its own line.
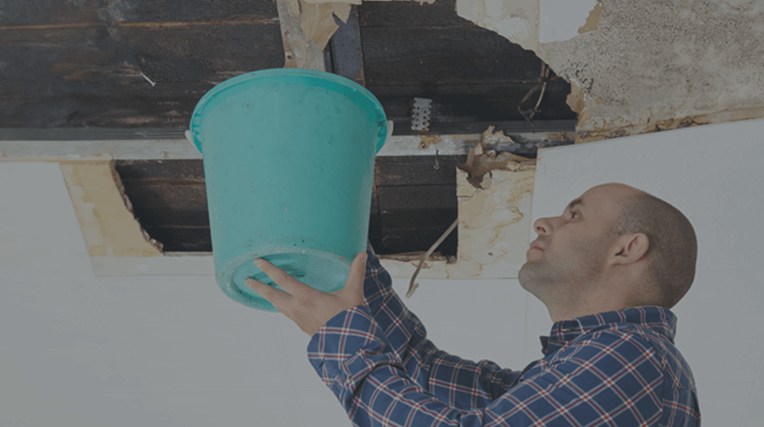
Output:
[0, 0, 576, 130]
[0, 0, 576, 260]
[2, 0, 761, 272]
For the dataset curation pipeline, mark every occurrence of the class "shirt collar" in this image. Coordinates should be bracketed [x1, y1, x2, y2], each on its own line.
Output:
[539, 305, 677, 355]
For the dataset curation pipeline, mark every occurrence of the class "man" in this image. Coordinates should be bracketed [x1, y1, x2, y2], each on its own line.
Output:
[247, 182, 701, 426]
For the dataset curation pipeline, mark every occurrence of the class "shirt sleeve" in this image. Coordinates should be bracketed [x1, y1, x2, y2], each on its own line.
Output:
[360, 242, 521, 409]
[307, 306, 666, 427]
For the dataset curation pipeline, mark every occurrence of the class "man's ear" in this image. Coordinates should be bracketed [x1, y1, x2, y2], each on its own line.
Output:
[609, 233, 649, 265]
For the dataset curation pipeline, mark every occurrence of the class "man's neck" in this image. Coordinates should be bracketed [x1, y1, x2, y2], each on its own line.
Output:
[547, 297, 632, 322]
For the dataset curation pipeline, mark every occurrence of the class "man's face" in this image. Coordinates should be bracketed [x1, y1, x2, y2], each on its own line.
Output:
[518, 185, 627, 301]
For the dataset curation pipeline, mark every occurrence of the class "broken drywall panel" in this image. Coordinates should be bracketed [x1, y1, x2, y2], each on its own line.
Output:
[461, 0, 764, 142]
[538, 0, 598, 43]
[275, 0, 327, 69]
[452, 162, 536, 279]
[538, 0, 764, 141]
[331, 3, 353, 23]
[455, 0, 540, 52]
[60, 161, 163, 258]
[299, 2, 345, 50]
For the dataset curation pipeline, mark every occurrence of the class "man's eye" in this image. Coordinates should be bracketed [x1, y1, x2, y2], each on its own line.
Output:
[570, 211, 579, 219]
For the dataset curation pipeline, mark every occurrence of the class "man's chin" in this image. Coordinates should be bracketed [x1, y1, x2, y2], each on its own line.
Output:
[517, 265, 533, 290]
[518, 263, 551, 291]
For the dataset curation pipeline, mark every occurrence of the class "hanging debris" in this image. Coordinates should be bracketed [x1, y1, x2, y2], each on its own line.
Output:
[456, 126, 531, 190]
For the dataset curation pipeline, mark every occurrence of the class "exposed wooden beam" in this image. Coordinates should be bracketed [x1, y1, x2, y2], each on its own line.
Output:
[275, 0, 327, 70]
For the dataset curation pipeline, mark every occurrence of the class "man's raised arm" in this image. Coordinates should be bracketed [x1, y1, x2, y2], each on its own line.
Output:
[352, 241, 521, 409]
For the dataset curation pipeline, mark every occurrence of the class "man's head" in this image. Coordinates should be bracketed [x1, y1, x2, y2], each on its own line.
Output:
[518, 183, 697, 321]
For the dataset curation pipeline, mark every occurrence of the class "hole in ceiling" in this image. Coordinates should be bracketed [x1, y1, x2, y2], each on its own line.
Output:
[115, 159, 459, 258]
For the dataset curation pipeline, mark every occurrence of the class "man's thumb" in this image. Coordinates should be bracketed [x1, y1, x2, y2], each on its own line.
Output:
[345, 252, 367, 291]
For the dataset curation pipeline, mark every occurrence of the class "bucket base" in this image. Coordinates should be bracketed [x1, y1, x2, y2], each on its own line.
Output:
[218, 246, 351, 311]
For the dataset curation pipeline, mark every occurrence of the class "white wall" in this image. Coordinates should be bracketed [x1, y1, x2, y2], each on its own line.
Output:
[2, 118, 763, 426]
[527, 118, 764, 426]
[0, 162, 527, 426]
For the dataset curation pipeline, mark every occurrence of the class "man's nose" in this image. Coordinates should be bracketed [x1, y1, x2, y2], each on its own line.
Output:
[534, 217, 552, 236]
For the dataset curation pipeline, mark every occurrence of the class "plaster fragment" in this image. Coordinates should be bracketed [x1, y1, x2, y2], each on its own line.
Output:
[565, 79, 586, 114]
[457, 126, 530, 189]
[299, 2, 341, 51]
[331, 3, 352, 23]
[276, 0, 326, 69]
[292, 1, 356, 50]
[60, 161, 163, 258]
[481, 125, 516, 146]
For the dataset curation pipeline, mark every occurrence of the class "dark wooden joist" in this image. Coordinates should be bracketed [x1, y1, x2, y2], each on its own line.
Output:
[328, 5, 366, 86]
[0, 0, 283, 127]
[0, 0, 574, 131]
[357, 0, 575, 133]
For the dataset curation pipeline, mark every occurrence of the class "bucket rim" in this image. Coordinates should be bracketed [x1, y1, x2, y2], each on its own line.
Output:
[189, 68, 389, 155]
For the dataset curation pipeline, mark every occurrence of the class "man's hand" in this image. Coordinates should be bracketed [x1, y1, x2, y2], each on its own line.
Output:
[245, 252, 368, 336]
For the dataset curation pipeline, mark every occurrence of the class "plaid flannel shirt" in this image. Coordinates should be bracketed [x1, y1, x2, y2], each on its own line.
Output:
[307, 243, 701, 426]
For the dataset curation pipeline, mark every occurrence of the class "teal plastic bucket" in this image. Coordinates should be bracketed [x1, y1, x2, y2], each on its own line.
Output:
[189, 68, 388, 311]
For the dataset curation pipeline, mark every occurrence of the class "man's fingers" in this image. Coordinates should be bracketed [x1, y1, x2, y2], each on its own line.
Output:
[245, 278, 291, 309]
[254, 258, 313, 296]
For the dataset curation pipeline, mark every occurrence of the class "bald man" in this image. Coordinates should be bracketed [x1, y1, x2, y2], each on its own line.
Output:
[248, 182, 700, 426]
